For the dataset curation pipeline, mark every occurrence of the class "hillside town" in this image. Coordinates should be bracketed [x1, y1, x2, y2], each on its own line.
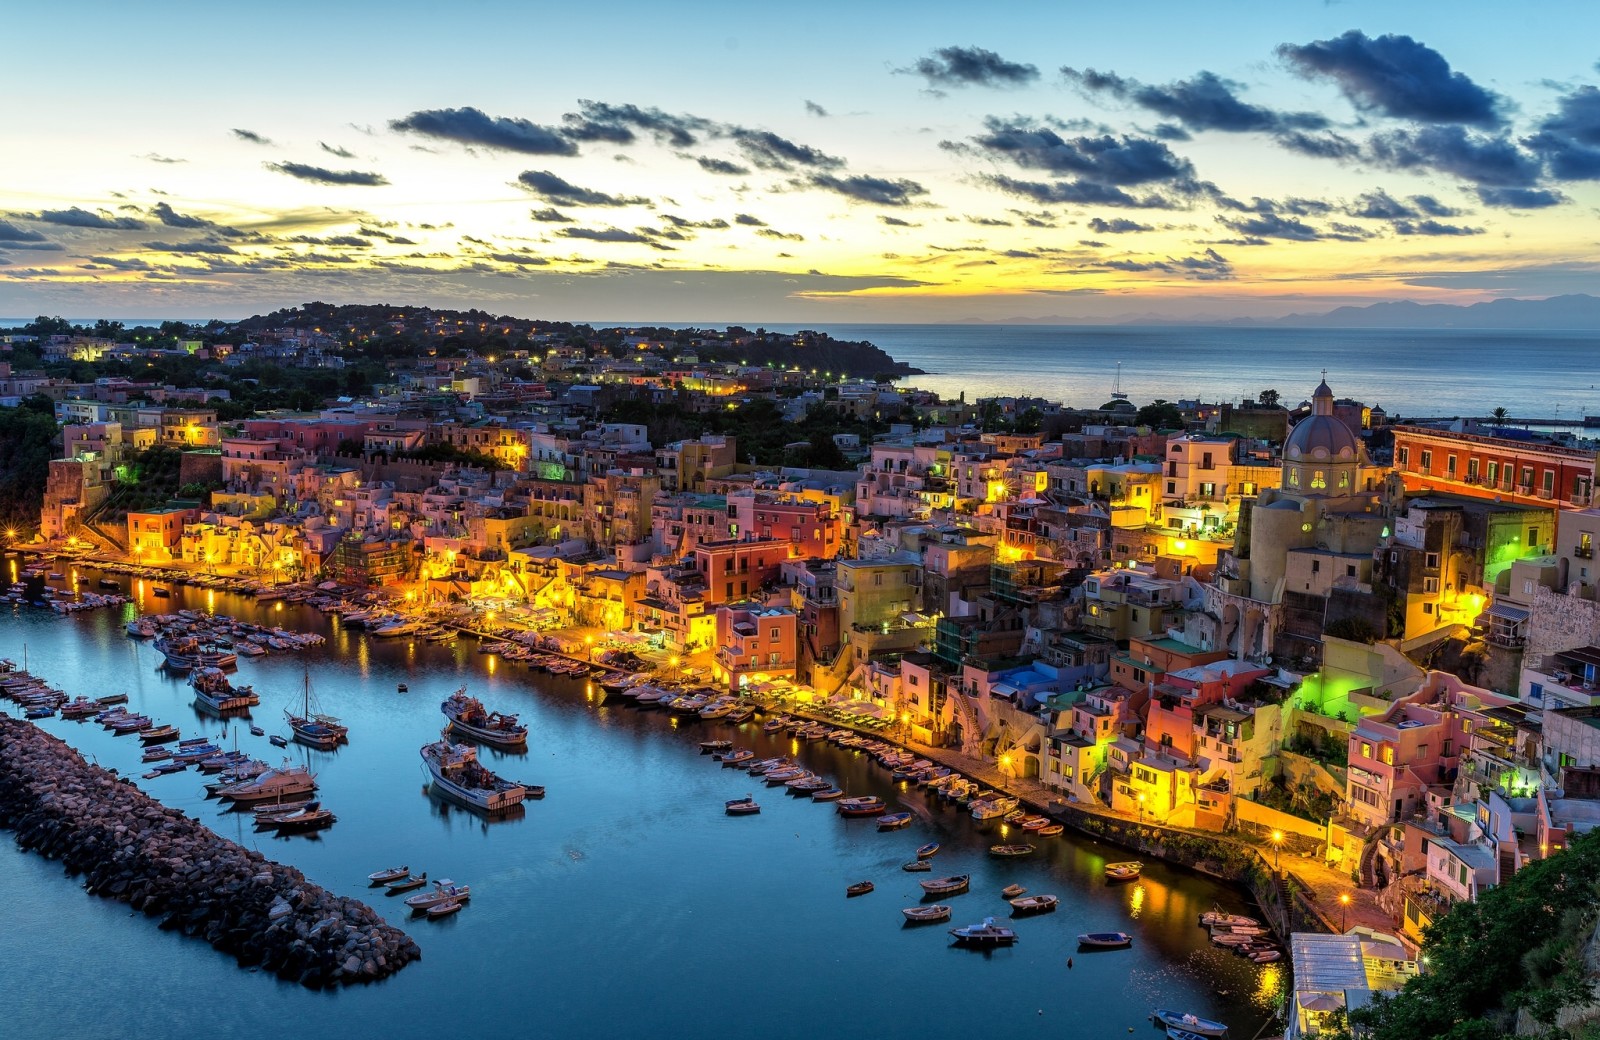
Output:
[9, 307, 1600, 1020]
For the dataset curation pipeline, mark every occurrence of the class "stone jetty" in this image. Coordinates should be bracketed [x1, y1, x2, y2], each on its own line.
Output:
[0, 717, 421, 988]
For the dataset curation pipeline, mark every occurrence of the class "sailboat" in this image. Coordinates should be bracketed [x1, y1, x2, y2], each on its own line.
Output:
[1110, 361, 1129, 400]
[285, 667, 348, 751]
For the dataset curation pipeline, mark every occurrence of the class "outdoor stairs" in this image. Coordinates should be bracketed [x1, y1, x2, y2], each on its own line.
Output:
[1358, 832, 1381, 888]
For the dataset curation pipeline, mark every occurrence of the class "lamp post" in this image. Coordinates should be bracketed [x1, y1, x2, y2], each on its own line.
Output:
[1271, 830, 1285, 875]
[584, 634, 595, 662]
[1137, 792, 1146, 828]
[1339, 892, 1351, 933]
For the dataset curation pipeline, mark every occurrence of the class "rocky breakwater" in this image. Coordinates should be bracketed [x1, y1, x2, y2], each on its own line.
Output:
[0, 718, 421, 988]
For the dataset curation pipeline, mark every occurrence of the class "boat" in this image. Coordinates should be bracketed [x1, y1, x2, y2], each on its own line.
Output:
[1211, 933, 1256, 948]
[269, 734, 289, 748]
[915, 842, 940, 859]
[836, 796, 887, 817]
[404, 879, 470, 910]
[846, 881, 874, 897]
[1037, 823, 1064, 837]
[948, 916, 1017, 947]
[191, 667, 260, 713]
[216, 764, 316, 803]
[98, 578, 121, 590]
[920, 874, 970, 896]
[1198, 910, 1260, 929]
[1077, 931, 1134, 949]
[386, 872, 428, 893]
[902, 860, 931, 872]
[249, 725, 265, 737]
[1008, 894, 1059, 914]
[153, 636, 235, 671]
[989, 843, 1036, 857]
[699, 739, 733, 754]
[285, 667, 348, 751]
[425, 899, 463, 919]
[152, 586, 170, 598]
[725, 797, 761, 815]
[421, 730, 527, 812]
[264, 806, 335, 833]
[876, 811, 913, 830]
[442, 687, 529, 749]
[902, 904, 951, 923]
[141, 747, 171, 763]
[139, 724, 180, 744]
[811, 787, 844, 801]
[1001, 884, 1026, 899]
[1151, 1010, 1228, 1038]
[1248, 949, 1282, 964]
[1105, 861, 1143, 882]
[725, 706, 755, 724]
[397, 683, 408, 693]
[368, 865, 411, 884]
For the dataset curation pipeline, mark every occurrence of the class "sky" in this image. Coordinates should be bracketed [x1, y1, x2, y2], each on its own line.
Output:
[4, 0, 1600, 324]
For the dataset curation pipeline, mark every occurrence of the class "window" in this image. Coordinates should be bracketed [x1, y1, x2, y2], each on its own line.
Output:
[1420, 450, 1433, 470]
[1347, 564, 1357, 577]
[1544, 471, 1556, 494]
[1311, 470, 1327, 489]
[1288, 469, 1300, 488]
[1446, 454, 1457, 476]
[1530, 526, 1541, 547]
[1382, 745, 1395, 765]
[1521, 467, 1534, 489]
[1312, 559, 1321, 574]
[1361, 741, 1372, 758]
[1398, 446, 1410, 466]
[1425, 552, 1440, 569]
[1466, 458, 1479, 482]
[1487, 461, 1499, 484]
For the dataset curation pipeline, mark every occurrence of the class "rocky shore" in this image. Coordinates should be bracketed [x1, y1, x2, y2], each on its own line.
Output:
[0, 717, 420, 988]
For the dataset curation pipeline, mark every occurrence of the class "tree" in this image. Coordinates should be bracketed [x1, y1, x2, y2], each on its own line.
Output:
[1136, 400, 1183, 429]
[1491, 406, 1509, 423]
[1014, 406, 1044, 434]
[1257, 388, 1281, 408]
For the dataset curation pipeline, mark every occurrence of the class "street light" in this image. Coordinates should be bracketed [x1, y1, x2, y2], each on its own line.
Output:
[1137, 792, 1146, 828]
[1339, 892, 1351, 933]
[1271, 830, 1284, 874]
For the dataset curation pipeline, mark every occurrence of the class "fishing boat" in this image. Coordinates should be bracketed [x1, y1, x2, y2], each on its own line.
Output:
[191, 667, 260, 713]
[1105, 861, 1143, 882]
[989, 843, 1036, 857]
[1037, 823, 1064, 837]
[368, 865, 411, 884]
[420, 730, 527, 812]
[153, 636, 235, 671]
[1248, 948, 1282, 964]
[441, 687, 529, 749]
[269, 734, 289, 748]
[1151, 1009, 1228, 1038]
[948, 916, 1017, 947]
[249, 725, 265, 737]
[725, 797, 761, 815]
[845, 881, 874, 897]
[141, 747, 171, 763]
[811, 787, 844, 801]
[902, 904, 951, 923]
[1077, 931, 1134, 949]
[386, 872, 428, 893]
[717, 748, 754, 766]
[404, 879, 470, 910]
[286, 668, 348, 751]
[915, 842, 940, 859]
[139, 724, 180, 744]
[876, 811, 913, 830]
[1008, 894, 1059, 914]
[836, 796, 887, 817]
[699, 739, 733, 754]
[902, 860, 931, 872]
[920, 874, 970, 896]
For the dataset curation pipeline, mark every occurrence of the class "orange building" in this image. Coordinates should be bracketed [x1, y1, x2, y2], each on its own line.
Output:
[694, 538, 785, 604]
[712, 605, 798, 690]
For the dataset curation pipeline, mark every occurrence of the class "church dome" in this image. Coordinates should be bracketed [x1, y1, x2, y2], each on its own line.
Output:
[1283, 378, 1358, 462]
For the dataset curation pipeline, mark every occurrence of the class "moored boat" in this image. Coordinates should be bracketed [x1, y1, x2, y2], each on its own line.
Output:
[404, 879, 470, 910]
[1105, 861, 1143, 882]
[725, 796, 761, 815]
[421, 730, 526, 812]
[1151, 1009, 1228, 1038]
[902, 904, 950, 923]
[425, 899, 463, 919]
[836, 795, 887, 817]
[902, 860, 931, 872]
[876, 811, 913, 830]
[915, 841, 940, 859]
[845, 881, 874, 897]
[368, 865, 410, 884]
[1001, 883, 1026, 899]
[948, 916, 1016, 947]
[386, 872, 428, 893]
[1008, 894, 1059, 914]
[442, 687, 529, 750]
[920, 873, 970, 896]
[1077, 931, 1134, 949]
[989, 843, 1036, 857]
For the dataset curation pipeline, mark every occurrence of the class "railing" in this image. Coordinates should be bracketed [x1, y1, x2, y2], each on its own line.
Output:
[1576, 545, 1593, 559]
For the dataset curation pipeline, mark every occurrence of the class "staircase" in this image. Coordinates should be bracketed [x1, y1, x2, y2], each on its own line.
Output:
[1359, 833, 1381, 888]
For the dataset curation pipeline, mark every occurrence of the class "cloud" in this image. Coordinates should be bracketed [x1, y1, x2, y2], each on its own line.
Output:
[1345, 189, 1417, 220]
[487, 252, 551, 266]
[0, 219, 47, 242]
[804, 100, 829, 118]
[287, 234, 371, 247]
[1086, 247, 1233, 280]
[962, 123, 1197, 185]
[1278, 30, 1504, 127]
[139, 153, 186, 164]
[562, 100, 713, 147]
[36, 207, 146, 230]
[732, 128, 843, 170]
[515, 170, 648, 207]
[694, 156, 751, 176]
[556, 227, 663, 246]
[661, 215, 730, 230]
[389, 107, 577, 156]
[734, 213, 767, 227]
[1062, 67, 1327, 134]
[149, 202, 210, 229]
[805, 173, 927, 206]
[1474, 186, 1564, 208]
[232, 128, 272, 145]
[265, 162, 389, 186]
[906, 46, 1039, 89]
[1365, 126, 1546, 202]
[319, 142, 356, 158]
[142, 240, 238, 254]
[529, 208, 574, 223]
[879, 215, 917, 227]
[1214, 213, 1372, 242]
[1087, 217, 1153, 234]
[1524, 85, 1600, 180]
[980, 174, 1176, 209]
[1214, 194, 1333, 217]
[756, 228, 804, 241]
[1391, 219, 1483, 236]
[1409, 194, 1463, 217]
[1276, 130, 1361, 159]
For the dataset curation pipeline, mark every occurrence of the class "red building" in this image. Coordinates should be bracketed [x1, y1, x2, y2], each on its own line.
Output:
[712, 605, 798, 690]
[1392, 424, 1597, 510]
[729, 493, 842, 560]
[694, 538, 785, 604]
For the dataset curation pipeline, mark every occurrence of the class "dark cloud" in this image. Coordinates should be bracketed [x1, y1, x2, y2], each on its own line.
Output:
[962, 123, 1197, 185]
[515, 170, 648, 207]
[1391, 219, 1483, 236]
[879, 215, 917, 227]
[139, 153, 186, 164]
[563, 100, 713, 147]
[1409, 194, 1462, 217]
[1524, 86, 1600, 180]
[907, 46, 1039, 89]
[732, 129, 843, 171]
[1087, 217, 1153, 234]
[1366, 126, 1545, 203]
[804, 100, 829, 118]
[529, 208, 574, 223]
[1149, 124, 1191, 142]
[1345, 189, 1417, 220]
[1278, 30, 1504, 127]
[1211, 212, 1376, 242]
[1214, 194, 1333, 217]
[142, 240, 238, 254]
[557, 227, 667, 247]
[661, 215, 730, 230]
[756, 228, 805, 242]
[1474, 186, 1564, 208]
[232, 128, 272, 145]
[695, 156, 750, 176]
[287, 234, 372, 247]
[980, 174, 1176, 209]
[389, 107, 577, 156]
[1276, 130, 1361, 160]
[1086, 248, 1232, 280]
[0, 241, 64, 252]
[265, 162, 389, 186]
[0, 219, 47, 242]
[359, 226, 416, 244]
[149, 202, 209, 229]
[36, 207, 146, 230]
[487, 252, 552, 266]
[734, 213, 767, 227]
[84, 256, 155, 271]
[319, 142, 356, 158]
[1061, 67, 1327, 134]
[805, 173, 927, 206]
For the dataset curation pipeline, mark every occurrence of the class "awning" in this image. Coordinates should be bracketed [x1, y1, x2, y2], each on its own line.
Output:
[1479, 603, 1530, 623]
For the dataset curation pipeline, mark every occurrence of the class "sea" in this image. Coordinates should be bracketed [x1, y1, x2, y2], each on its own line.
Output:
[0, 574, 1286, 1040]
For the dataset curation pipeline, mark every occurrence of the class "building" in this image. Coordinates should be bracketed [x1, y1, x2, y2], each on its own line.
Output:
[712, 605, 797, 690]
[1284, 932, 1419, 1040]
[1392, 422, 1597, 510]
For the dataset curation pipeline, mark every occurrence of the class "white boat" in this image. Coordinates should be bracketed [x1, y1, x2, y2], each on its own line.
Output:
[1151, 1009, 1228, 1038]
[420, 731, 526, 812]
[1008, 894, 1059, 914]
[404, 879, 470, 910]
[441, 687, 528, 749]
[368, 865, 410, 883]
[948, 916, 1017, 946]
[285, 667, 347, 750]
[919, 873, 970, 895]
[902, 904, 951, 923]
[216, 764, 317, 803]
[1078, 931, 1134, 948]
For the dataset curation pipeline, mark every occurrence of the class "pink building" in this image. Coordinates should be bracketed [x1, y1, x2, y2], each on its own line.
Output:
[712, 605, 797, 690]
[694, 538, 784, 604]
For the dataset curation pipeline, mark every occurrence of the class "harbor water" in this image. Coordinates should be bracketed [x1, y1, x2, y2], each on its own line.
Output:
[0, 575, 1286, 1040]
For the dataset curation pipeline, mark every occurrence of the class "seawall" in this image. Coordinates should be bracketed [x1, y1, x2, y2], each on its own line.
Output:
[0, 717, 421, 988]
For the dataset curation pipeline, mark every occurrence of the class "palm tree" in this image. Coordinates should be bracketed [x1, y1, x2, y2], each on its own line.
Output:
[1491, 406, 1509, 423]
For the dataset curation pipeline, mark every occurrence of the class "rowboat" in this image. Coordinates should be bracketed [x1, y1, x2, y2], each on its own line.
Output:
[725, 798, 761, 815]
[368, 865, 410, 884]
[915, 842, 940, 859]
[1077, 931, 1134, 949]
[1037, 823, 1064, 837]
[846, 881, 874, 897]
[1001, 883, 1026, 899]
[386, 872, 427, 892]
[902, 860, 931, 872]
[1008, 894, 1059, 914]
[811, 787, 844, 801]
[902, 904, 951, 923]
[989, 843, 1035, 857]
[920, 874, 970, 896]
[1105, 861, 1143, 882]
[1151, 1009, 1228, 1038]
[426, 899, 463, 919]
[876, 812, 913, 830]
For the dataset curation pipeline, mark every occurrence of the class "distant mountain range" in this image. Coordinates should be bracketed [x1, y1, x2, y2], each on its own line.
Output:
[966, 293, 1600, 330]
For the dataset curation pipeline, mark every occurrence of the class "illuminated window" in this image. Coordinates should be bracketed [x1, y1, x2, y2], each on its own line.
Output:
[1288, 469, 1300, 488]
[1311, 471, 1326, 489]
[1361, 741, 1372, 758]
[1339, 472, 1350, 488]
[1382, 745, 1395, 765]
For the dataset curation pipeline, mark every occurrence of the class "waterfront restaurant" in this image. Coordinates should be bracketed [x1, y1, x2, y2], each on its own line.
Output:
[1285, 931, 1419, 1039]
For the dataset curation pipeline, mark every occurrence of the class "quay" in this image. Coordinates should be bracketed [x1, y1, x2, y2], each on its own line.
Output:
[0, 717, 421, 988]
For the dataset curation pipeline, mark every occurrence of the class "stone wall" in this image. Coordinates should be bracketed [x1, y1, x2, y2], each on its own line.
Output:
[1526, 585, 1600, 670]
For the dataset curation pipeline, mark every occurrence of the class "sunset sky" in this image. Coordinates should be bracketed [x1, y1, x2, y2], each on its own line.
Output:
[5, 1, 1600, 322]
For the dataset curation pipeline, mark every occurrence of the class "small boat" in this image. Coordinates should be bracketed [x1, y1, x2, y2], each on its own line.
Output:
[1248, 949, 1282, 964]
[846, 881, 874, 897]
[1001, 884, 1026, 899]
[876, 812, 913, 830]
[989, 843, 1035, 858]
[915, 842, 940, 859]
[397, 683, 408, 693]
[920, 874, 970, 896]
[405, 879, 470, 910]
[1168, 1029, 1216, 1040]
[1105, 861, 1143, 882]
[1211, 933, 1256, 948]
[903, 860, 932, 872]
[725, 798, 761, 816]
[1008, 894, 1059, 914]
[699, 739, 733, 754]
[1037, 823, 1064, 837]
[1198, 909, 1260, 929]
[139, 725, 180, 744]
[1151, 1010, 1228, 1038]
[269, 734, 289, 748]
[265, 806, 335, 832]
[368, 865, 410, 884]
[948, 916, 1017, 947]
[151, 587, 170, 598]
[386, 873, 428, 893]
[811, 787, 844, 801]
[426, 899, 463, 919]
[1077, 931, 1134, 949]
[902, 904, 951, 923]
[249, 725, 265, 737]
[836, 796, 887, 817]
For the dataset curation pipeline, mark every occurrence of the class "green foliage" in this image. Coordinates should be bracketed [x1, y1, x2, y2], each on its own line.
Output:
[1325, 615, 1380, 644]
[1136, 400, 1184, 429]
[0, 398, 60, 531]
[1350, 829, 1600, 1039]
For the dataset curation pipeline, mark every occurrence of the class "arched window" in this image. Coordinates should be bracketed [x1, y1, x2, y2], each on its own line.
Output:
[1288, 468, 1300, 488]
[1311, 470, 1327, 489]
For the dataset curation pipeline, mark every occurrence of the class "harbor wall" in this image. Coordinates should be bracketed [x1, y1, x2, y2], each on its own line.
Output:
[0, 717, 421, 988]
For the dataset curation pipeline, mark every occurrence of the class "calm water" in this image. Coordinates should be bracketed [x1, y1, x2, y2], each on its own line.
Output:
[0, 575, 1284, 1040]
[805, 323, 1600, 419]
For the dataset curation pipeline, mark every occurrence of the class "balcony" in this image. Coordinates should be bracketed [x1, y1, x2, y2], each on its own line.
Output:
[1576, 545, 1594, 560]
